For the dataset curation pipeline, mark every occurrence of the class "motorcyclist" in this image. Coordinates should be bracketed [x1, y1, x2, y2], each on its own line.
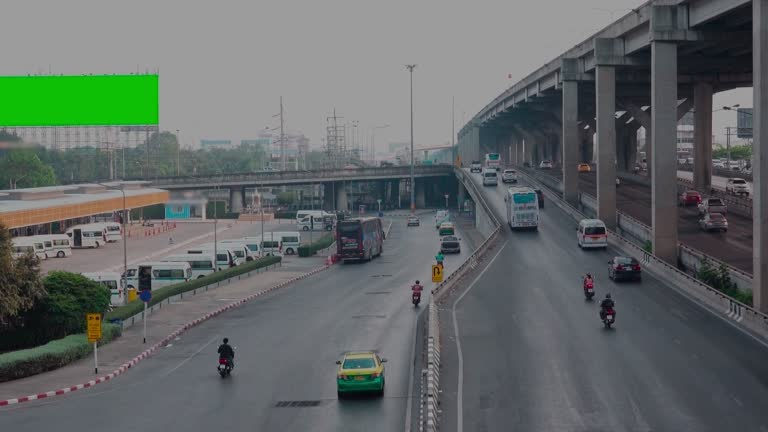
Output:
[583, 273, 594, 289]
[412, 280, 424, 294]
[599, 293, 615, 320]
[217, 337, 235, 369]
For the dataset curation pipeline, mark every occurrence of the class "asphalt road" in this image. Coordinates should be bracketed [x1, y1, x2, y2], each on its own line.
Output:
[438, 170, 768, 431]
[0, 218, 469, 432]
[547, 170, 753, 274]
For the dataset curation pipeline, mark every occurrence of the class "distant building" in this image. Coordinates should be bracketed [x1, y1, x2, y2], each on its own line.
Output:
[200, 139, 234, 150]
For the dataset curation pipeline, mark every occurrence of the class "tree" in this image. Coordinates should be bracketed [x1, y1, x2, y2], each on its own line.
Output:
[0, 150, 56, 189]
[0, 223, 46, 325]
[277, 191, 297, 206]
[712, 144, 752, 161]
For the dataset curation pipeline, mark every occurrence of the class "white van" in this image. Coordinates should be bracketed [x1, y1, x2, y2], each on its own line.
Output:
[82, 272, 125, 306]
[296, 210, 330, 223]
[297, 215, 332, 231]
[248, 235, 283, 256]
[195, 243, 246, 265]
[186, 246, 237, 269]
[102, 222, 122, 242]
[577, 219, 608, 249]
[66, 224, 108, 249]
[11, 237, 48, 260]
[239, 238, 263, 257]
[124, 262, 192, 290]
[161, 255, 215, 279]
[271, 231, 301, 255]
[217, 240, 258, 261]
[32, 234, 72, 258]
[482, 168, 498, 186]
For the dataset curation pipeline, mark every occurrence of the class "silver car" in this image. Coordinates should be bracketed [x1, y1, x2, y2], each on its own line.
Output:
[699, 212, 728, 232]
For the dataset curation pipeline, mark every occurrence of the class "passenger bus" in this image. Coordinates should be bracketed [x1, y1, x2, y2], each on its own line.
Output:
[336, 217, 384, 262]
[485, 153, 501, 171]
[124, 262, 193, 290]
[161, 254, 215, 279]
[505, 187, 540, 230]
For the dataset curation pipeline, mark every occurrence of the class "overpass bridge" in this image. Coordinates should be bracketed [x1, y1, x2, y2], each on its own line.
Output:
[142, 165, 455, 213]
[457, 0, 768, 312]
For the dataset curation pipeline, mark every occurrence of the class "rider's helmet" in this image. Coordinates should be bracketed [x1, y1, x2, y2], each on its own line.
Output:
[586, 273, 592, 279]
[223, 337, 229, 344]
[605, 293, 611, 299]
[415, 280, 420, 285]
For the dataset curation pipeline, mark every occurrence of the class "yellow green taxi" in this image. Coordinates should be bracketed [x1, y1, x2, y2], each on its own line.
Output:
[336, 351, 387, 398]
[438, 222, 455, 237]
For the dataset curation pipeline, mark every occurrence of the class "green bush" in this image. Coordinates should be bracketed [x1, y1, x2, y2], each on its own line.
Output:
[105, 255, 281, 322]
[0, 323, 121, 383]
[643, 240, 652, 254]
[298, 234, 335, 257]
[697, 258, 753, 306]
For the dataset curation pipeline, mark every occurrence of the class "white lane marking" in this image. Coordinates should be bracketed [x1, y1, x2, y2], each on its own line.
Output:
[161, 336, 219, 377]
[452, 240, 507, 432]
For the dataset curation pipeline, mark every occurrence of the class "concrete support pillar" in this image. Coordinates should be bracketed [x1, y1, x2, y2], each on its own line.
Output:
[693, 82, 714, 190]
[753, 0, 768, 312]
[323, 182, 335, 210]
[616, 124, 628, 172]
[229, 187, 244, 213]
[415, 180, 426, 208]
[596, 65, 617, 229]
[562, 76, 580, 204]
[457, 182, 466, 209]
[650, 40, 679, 263]
[336, 181, 348, 212]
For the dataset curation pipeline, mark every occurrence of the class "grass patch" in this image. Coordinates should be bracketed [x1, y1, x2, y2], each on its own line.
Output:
[105, 255, 281, 322]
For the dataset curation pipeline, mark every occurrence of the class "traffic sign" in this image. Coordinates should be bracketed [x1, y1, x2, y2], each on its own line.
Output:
[139, 290, 152, 302]
[432, 265, 443, 283]
[87, 313, 102, 343]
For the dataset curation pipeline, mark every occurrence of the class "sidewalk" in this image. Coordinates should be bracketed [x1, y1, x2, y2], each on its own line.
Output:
[0, 255, 327, 401]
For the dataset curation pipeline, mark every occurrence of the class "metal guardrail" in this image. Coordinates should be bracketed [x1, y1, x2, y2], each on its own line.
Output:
[678, 164, 753, 183]
[144, 165, 454, 187]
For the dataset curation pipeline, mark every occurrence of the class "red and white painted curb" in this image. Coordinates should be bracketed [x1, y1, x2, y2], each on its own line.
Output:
[0, 262, 333, 407]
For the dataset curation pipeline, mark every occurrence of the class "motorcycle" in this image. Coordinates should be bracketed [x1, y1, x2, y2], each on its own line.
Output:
[412, 290, 422, 307]
[583, 280, 595, 300]
[217, 358, 233, 377]
[601, 308, 616, 329]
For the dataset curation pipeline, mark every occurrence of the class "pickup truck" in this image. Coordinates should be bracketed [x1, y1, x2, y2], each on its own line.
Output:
[698, 197, 727, 215]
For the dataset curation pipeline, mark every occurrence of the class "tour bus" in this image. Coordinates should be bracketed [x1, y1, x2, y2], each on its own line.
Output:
[186, 246, 238, 269]
[123, 262, 193, 290]
[271, 231, 301, 255]
[161, 255, 216, 279]
[31, 234, 72, 258]
[11, 237, 48, 260]
[505, 186, 540, 230]
[336, 217, 384, 262]
[82, 272, 125, 306]
[217, 240, 258, 261]
[485, 153, 501, 171]
[65, 224, 108, 248]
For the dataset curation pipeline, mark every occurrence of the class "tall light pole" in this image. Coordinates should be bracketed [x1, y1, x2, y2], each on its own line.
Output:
[98, 183, 127, 307]
[176, 129, 181, 176]
[406, 64, 416, 213]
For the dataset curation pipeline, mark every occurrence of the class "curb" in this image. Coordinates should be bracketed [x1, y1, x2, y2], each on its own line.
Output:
[0, 263, 332, 407]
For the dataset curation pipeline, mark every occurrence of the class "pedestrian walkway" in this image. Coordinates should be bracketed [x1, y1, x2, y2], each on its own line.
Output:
[0, 255, 327, 401]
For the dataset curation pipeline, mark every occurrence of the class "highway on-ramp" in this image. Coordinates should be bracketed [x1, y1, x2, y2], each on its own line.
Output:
[439, 170, 768, 431]
[0, 219, 468, 432]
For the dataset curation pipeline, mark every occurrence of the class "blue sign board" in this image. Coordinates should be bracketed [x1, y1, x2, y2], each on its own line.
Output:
[139, 290, 152, 302]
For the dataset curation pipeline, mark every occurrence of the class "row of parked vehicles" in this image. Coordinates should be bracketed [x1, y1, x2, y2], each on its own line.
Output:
[11, 222, 124, 260]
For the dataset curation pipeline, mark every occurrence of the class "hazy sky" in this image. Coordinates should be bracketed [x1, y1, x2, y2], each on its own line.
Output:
[1, 0, 752, 150]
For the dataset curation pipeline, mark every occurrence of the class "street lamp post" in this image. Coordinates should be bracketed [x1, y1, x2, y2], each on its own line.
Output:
[406, 64, 417, 213]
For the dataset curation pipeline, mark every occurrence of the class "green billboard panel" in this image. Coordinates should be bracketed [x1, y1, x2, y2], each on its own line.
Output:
[0, 75, 158, 126]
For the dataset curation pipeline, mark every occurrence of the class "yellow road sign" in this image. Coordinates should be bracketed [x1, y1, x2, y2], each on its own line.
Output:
[432, 265, 443, 283]
[87, 313, 102, 343]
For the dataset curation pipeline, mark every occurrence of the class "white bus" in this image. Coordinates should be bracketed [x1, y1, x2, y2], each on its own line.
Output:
[11, 237, 48, 260]
[162, 254, 216, 279]
[66, 224, 108, 249]
[505, 187, 540, 230]
[124, 262, 193, 290]
[33, 234, 72, 258]
[485, 153, 501, 171]
[82, 272, 125, 306]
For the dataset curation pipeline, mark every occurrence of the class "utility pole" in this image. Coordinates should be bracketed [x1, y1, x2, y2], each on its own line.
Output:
[452, 96, 456, 166]
[176, 129, 181, 176]
[406, 64, 417, 213]
[280, 97, 286, 172]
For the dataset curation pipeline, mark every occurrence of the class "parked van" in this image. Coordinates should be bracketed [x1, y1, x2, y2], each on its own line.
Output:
[102, 222, 122, 242]
[217, 240, 258, 261]
[296, 210, 330, 223]
[32, 234, 72, 258]
[482, 168, 498, 186]
[82, 272, 125, 306]
[195, 243, 247, 265]
[11, 237, 48, 260]
[297, 215, 332, 231]
[260, 238, 283, 256]
[161, 255, 215, 279]
[66, 224, 108, 249]
[577, 219, 608, 249]
[271, 231, 301, 255]
[239, 237, 263, 257]
[186, 247, 237, 270]
[124, 262, 192, 290]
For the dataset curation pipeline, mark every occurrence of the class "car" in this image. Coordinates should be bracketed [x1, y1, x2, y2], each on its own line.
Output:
[336, 351, 387, 398]
[539, 160, 553, 169]
[533, 188, 544, 209]
[698, 198, 727, 215]
[501, 168, 518, 183]
[470, 161, 482, 173]
[438, 222, 456, 237]
[435, 210, 449, 228]
[407, 216, 420, 227]
[699, 212, 728, 232]
[608, 256, 641, 282]
[615, 177, 621, 187]
[440, 235, 461, 254]
[577, 163, 591, 173]
[678, 190, 702, 207]
[726, 178, 750, 196]
[481, 168, 498, 186]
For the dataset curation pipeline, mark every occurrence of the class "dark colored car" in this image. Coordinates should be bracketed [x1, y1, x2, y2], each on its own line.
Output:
[440, 235, 461, 254]
[608, 256, 641, 282]
[678, 190, 702, 207]
[533, 189, 544, 209]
